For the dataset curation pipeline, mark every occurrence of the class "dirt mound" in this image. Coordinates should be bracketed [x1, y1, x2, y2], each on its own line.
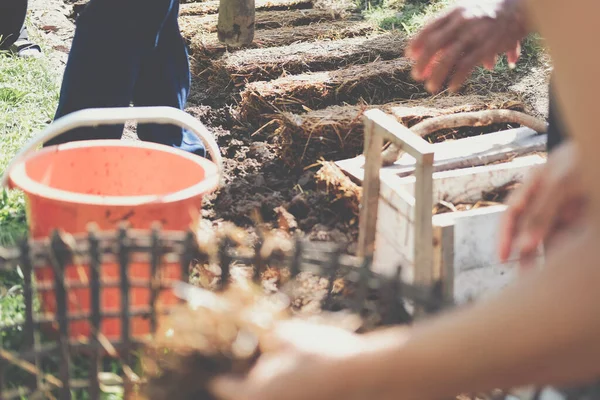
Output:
[272, 94, 527, 168]
[188, 20, 374, 58]
[191, 105, 358, 251]
[180, 8, 349, 34]
[208, 32, 406, 86]
[180, 0, 313, 16]
[315, 161, 362, 217]
[237, 58, 424, 127]
[274, 102, 398, 168]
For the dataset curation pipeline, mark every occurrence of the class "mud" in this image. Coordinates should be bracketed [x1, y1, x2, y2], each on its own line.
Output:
[238, 58, 424, 126]
[179, 8, 349, 33]
[272, 94, 526, 168]
[210, 32, 406, 85]
[180, 0, 313, 16]
[187, 20, 375, 58]
[185, 105, 359, 253]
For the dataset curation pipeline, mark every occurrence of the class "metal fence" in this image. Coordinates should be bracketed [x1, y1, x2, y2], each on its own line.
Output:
[2, 226, 598, 400]
[0, 225, 450, 400]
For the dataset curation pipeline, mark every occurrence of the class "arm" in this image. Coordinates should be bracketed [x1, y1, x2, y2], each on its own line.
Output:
[526, 0, 600, 225]
[357, 2, 600, 396]
[497, 140, 585, 268]
[211, 1, 600, 399]
[352, 227, 600, 399]
[212, 223, 600, 400]
[357, 3, 600, 395]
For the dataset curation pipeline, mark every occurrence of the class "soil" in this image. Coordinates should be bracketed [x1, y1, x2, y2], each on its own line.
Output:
[179, 8, 350, 33]
[27, 0, 550, 268]
[186, 20, 376, 60]
[209, 31, 407, 86]
[238, 57, 422, 126]
[29, 0, 551, 288]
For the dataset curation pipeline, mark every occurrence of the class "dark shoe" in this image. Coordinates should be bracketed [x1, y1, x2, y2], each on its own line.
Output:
[10, 40, 42, 58]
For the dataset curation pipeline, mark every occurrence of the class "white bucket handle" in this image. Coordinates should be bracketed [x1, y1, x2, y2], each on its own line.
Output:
[0, 106, 223, 190]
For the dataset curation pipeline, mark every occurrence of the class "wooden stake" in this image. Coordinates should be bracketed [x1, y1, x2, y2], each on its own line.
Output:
[217, 0, 256, 47]
[357, 117, 383, 258]
[433, 219, 455, 302]
[413, 151, 434, 287]
[360, 110, 437, 313]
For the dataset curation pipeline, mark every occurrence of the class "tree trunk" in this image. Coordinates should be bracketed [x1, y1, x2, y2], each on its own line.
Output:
[217, 0, 256, 47]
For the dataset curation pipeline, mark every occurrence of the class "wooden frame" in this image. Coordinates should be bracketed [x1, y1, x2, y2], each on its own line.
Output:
[359, 109, 437, 289]
[355, 110, 547, 304]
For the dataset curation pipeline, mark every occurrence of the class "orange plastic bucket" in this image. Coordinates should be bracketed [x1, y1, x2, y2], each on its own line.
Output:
[0, 107, 222, 341]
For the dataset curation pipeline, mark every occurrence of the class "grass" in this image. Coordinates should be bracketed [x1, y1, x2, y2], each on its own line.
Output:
[0, 44, 59, 246]
[0, 20, 59, 343]
[0, 27, 132, 400]
[362, 0, 453, 34]
[361, 0, 546, 95]
[0, 21, 60, 395]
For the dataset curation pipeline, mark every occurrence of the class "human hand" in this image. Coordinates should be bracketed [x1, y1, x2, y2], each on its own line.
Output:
[209, 320, 375, 400]
[498, 141, 587, 268]
[407, 0, 529, 94]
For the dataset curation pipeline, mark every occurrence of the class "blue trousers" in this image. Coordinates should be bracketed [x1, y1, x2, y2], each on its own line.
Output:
[0, 0, 27, 50]
[44, 0, 206, 157]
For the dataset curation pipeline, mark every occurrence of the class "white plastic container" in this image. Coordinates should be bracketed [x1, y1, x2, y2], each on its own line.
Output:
[338, 111, 546, 303]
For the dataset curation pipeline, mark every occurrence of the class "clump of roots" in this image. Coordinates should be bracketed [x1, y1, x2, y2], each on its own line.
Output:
[141, 282, 290, 400]
[142, 278, 363, 400]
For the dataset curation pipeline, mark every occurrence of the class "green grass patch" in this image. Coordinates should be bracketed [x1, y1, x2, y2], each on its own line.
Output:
[463, 32, 546, 95]
[0, 33, 131, 399]
[362, 0, 546, 94]
[362, 0, 544, 66]
[363, 0, 453, 33]
[0, 44, 59, 246]
[0, 20, 60, 378]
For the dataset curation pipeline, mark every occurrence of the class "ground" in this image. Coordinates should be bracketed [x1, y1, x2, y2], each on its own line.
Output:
[0, 0, 550, 397]
[1, 0, 551, 249]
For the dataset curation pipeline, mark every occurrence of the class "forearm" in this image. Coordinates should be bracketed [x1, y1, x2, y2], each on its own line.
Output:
[526, 0, 600, 225]
[345, 227, 600, 399]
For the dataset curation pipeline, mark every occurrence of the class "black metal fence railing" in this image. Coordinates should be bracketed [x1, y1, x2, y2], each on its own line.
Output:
[2, 225, 595, 400]
[0, 225, 449, 400]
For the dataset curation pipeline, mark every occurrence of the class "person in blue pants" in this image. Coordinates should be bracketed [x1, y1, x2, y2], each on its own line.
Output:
[43, 0, 206, 157]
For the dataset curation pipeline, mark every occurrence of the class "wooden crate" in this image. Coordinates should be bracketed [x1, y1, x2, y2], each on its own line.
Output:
[337, 110, 547, 303]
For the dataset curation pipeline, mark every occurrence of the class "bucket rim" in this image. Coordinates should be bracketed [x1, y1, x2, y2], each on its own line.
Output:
[8, 140, 220, 206]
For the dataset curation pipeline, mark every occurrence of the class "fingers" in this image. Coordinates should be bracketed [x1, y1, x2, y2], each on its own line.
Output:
[447, 34, 500, 92]
[407, 8, 460, 60]
[517, 177, 577, 257]
[544, 204, 587, 252]
[497, 167, 543, 262]
[517, 180, 583, 257]
[482, 54, 498, 71]
[507, 142, 583, 264]
[424, 39, 472, 93]
[518, 247, 539, 271]
[409, 11, 465, 81]
[506, 41, 521, 69]
[414, 24, 515, 93]
[498, 205, 519, 263]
